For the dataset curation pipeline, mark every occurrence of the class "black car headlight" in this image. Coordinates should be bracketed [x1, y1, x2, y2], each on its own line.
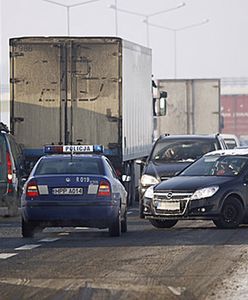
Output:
[144, 186, 154, 199]
[140, 174, 160, 187]
[191, 186, 219, 200]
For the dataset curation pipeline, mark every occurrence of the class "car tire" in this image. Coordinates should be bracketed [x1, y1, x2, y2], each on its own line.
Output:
[121, 210, 127, 233]
[109, 209, 121, 237]
[22, 218, 35, 238]
[213, 197, 243, 229]
[149, 219, 178, 228]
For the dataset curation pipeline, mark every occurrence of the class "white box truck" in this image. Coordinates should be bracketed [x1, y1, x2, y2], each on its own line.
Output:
[9, 36, 154, 204]
[155, 79, 221, 136]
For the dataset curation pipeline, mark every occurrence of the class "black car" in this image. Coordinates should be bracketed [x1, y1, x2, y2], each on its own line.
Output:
[143, 148, 248, 229]
[137, 134, 227, 218]
[0, 123, 24, 216]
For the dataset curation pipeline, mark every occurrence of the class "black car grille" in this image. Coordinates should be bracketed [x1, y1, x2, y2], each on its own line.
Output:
[153, 190, 193, 215]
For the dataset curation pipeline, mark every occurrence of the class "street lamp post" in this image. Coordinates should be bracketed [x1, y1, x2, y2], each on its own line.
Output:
[144, 19, 209, 78]
[42, 0, 103, 35]
[109, 2, 185, 47]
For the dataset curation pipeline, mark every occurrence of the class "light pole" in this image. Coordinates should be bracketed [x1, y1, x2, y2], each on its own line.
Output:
[109, 2, 185, 47]
[144, 19, 209, 78]
[42, 0, 103, 35]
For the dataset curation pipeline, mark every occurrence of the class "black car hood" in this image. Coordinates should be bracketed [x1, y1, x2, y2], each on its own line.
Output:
[155, 175, 234, 191]
[145, 160, 193, 179]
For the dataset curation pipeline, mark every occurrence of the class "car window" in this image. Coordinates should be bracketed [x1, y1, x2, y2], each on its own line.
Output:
[0, 135, 7, 181]
[151, 140, 217, 162]
[35, 157, 103, 175]
[224, 138, 238, 149]
[105, 158, 118, 179]
[180, 155, 248, 176]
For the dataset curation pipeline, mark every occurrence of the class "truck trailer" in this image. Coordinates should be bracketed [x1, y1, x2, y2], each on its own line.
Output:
[155, 79, 221, 136]
[9, 36, 154, 204]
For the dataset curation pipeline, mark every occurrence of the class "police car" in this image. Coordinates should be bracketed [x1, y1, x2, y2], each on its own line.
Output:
[143, 149, 248, 229]
[21, 145, 128, 237]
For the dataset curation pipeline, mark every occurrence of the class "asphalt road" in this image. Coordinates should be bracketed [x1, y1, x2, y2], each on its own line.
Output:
[0, 207, 248, 300]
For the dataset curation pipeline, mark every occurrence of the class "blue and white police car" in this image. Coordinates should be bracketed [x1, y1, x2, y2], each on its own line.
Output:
[21, 145, 128, 237]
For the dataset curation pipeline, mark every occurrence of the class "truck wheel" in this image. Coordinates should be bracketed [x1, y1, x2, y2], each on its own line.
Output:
[121, 210, 127, 233]
[213, 197, 243, 229]
[139, 197, 145, 219]
[149, 219, 178, 228]
[22, 218, 35, 238]
[109, 209, 121, 237]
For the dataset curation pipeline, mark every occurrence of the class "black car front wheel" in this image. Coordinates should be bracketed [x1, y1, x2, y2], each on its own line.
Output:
[149, 219, 178, 228]
[213, 197, 243, 229]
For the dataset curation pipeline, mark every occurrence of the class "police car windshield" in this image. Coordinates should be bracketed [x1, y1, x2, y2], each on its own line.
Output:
[35, 157, 103, 175]
[151, 140, 217, 162]
[180, 155, 248, 177]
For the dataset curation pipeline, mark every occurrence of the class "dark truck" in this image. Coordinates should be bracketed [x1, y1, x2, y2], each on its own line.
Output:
[9, 36, 164, 204]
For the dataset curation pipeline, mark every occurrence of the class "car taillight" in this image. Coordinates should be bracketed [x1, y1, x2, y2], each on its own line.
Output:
[26, 180, 39, 197]
[6, 152, 13, 193]
[98, 180, 111, 196]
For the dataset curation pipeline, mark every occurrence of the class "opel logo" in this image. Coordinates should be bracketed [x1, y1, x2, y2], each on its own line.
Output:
[166, 192, 173, 199]
[66, 177, 71, 183]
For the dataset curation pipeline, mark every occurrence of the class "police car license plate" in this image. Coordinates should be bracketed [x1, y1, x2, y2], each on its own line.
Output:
[157, 201, 180, 210]
[52, 188, 83, 195]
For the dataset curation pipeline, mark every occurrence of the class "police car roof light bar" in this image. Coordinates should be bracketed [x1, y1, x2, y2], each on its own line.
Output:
[44, 145, 104, 154]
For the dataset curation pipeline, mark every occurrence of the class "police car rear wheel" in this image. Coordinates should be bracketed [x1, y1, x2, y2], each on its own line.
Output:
[213, 197, 243, 229]
[149, 219, 178, 228]
[22, 218, 35, 238]
[109, 209, 121, 237]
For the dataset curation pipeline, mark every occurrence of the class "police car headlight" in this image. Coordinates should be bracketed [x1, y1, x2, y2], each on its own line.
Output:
[144, 186, 154, 199]
[191, 186, 219, 200]
[140, 174, 160, 187]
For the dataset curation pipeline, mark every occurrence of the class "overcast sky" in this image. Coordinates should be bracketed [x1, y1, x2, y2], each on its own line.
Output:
[1, 0, 248, 121]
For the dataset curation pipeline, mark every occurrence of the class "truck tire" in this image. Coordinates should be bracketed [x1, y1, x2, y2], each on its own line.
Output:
[149, 219, 178, 228]
[22, 218, 35, 238]
[139, 197, 145, 219]
[121, 210, 127, 233]
[109, 209, 121, 237]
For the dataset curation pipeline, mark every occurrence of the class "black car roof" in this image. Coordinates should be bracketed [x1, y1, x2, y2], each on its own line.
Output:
[157, 134, 220, 142]
[205, 149, 248, 157]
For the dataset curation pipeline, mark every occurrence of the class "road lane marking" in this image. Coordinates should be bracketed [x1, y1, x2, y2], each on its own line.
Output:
[0, 253, 18, 259]
[167, 286, 186, 296]
[0, 278, 183, 294]
[38, 238, 60, 242]
[75, 227, 90, 230]
[15, 244, 41, 250]
[58, 232, 70, 236]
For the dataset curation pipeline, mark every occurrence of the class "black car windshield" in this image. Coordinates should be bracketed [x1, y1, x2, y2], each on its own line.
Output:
[180, 155, 248, 176]
[35, 157, 103, 175]
[151, 139, 217, 162]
